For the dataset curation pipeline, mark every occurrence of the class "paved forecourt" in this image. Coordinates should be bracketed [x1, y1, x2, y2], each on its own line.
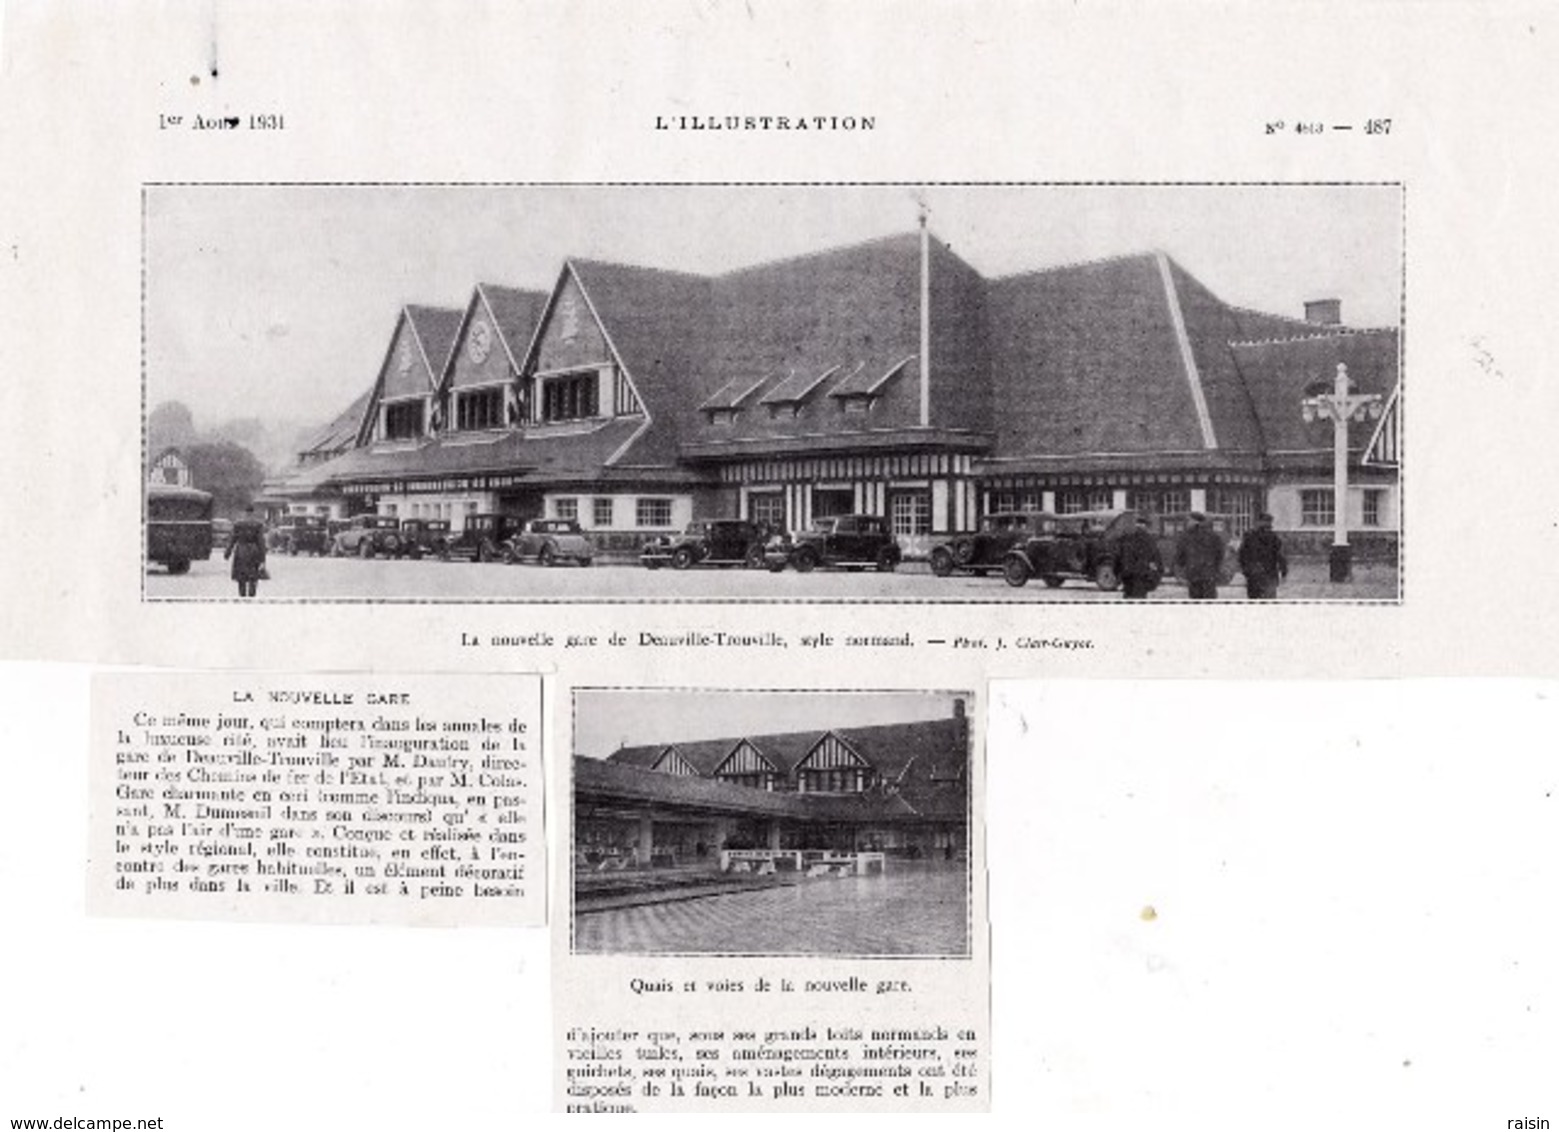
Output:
[146, 555, 1398, 601]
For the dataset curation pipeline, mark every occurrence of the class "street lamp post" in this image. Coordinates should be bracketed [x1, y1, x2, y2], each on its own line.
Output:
[1301, 362, 1382, 582]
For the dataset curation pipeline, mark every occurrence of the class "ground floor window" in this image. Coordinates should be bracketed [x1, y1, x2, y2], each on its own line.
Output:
[812, 487, 854, 519]
[1127, 488, 1191, 517]
[889, 490, 931, 536]
[1363, 489, 1384, 527]
[987, 489, 1043, 514]
[1300, 488, 1335, 526]
[1057, 487, 1112, 514]
[592, 497, 614, 527]
[553, 497, 578, 521]
[1208, 487, 1258, 537]
[749, 491, 785, 529]
[636, 498, 673, 528]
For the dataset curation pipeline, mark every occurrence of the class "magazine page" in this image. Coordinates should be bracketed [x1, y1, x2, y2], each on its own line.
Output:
[1, 0, 1557, 1125]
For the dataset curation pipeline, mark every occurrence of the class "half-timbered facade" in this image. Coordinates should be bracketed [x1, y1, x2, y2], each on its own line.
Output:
[263, 229, 1400, 556]
[579, 703, 971, 863]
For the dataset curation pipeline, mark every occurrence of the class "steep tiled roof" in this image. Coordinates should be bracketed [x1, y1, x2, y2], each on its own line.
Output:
[604, 715, 969, 820]
[988, 254, 1213, 459]
[759, 365, 839, 406]
[1230, 328, 1400, 465]
[576, 757, 942, 824]
[608, 745, 675, 771]
[298, 416, 685, 486]
[298, 389, 373, 459]
[566, 259, 716, 468]
[406, 305, 464, 379]
[480, 285, 549, 365]
[698, 373, 772, 412]
[685, 233, 992, 455]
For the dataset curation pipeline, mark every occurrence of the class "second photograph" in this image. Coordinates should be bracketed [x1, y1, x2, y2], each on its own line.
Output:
[570, 688, 976, 959]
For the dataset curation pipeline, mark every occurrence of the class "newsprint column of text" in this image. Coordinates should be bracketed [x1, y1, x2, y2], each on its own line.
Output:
[90, 671, 544, 926]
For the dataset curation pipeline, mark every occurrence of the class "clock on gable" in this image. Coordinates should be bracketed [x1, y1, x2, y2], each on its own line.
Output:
[468, 319, 492, 364]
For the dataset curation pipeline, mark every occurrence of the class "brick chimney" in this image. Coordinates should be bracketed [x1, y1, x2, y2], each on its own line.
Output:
[1304, 298, 1341, 325]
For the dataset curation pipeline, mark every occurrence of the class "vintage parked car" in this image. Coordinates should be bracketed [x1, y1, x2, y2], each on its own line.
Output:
[330, 514, 404, 558]
[504, 518, 594, 567]
[444, 513, 527, 562]
[640, 519, 770, 570]
[146, 482, 213, 575]
[398, 518, 453, 560]
[268, 515, 331, 556]
[928, 511, 1060, 577]
[1001, 508, 1239, 590]
[764, 514, 901, 573]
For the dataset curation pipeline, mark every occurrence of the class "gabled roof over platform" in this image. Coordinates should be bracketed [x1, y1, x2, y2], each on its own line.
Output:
[603, 714, 969, 822]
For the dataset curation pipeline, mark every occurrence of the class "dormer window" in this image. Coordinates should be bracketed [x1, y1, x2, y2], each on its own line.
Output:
[828, 356, 912, 415]
[699, 373, 770, 426]
[539, 372, 599, 422]
[455, 387, 505, 431]
[383, 400, 425, 440]
[760, 365, 838, 420]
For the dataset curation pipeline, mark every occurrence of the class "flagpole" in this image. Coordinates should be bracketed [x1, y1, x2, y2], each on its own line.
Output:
[919, 197, 931, 428]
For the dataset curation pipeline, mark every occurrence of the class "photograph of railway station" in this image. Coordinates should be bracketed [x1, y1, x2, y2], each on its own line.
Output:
[570, 690, 975, 958]
[144, 184, 1402, 601]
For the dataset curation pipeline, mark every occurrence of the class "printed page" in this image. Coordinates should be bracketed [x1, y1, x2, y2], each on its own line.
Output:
[1, 0, 1557, 1125]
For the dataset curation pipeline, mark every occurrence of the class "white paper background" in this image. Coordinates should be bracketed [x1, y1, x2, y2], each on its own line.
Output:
[3, 0, 1559, 1124]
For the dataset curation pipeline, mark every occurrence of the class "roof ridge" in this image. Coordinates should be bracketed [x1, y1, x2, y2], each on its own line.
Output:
[991, 248, 1159, 283]
[478, 281, 549, 298]
[1229, 326, 1399, 348]
[567, 256, 713, 284]
[715, 229, 941, 280]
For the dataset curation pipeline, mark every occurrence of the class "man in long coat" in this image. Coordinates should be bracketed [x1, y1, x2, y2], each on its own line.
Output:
[1237, 512, 1288, 599]
[1114, 515, 1163, 599]
[225, 505, 268, 598]
[1173, 511, 1226, 600]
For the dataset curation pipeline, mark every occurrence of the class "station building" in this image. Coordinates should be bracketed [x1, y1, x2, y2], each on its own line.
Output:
[263, 231, 1401, 555]
[573, 703, 971, 866]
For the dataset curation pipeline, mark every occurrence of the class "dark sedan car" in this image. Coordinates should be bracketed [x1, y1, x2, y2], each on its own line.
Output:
[269, 515, 331, 556]
[764, 514, 900, 573]
[641, 519, 770, 570]
[398, 518, 453, 559]
[445, 513, 527, 562]
[331, 514, 404, 558]
[504, 519, 593, 567]
[1002, 509, 1239, 589]
[928, 511, 1060, 577]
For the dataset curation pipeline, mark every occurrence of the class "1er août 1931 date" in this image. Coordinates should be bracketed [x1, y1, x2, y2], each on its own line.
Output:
[158, 113, 287, 131]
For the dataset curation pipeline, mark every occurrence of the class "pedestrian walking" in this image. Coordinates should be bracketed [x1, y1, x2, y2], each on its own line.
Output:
[1238, 512, 1288, 599]
[1114, 515, 1163, 599]
[1173, 511, 1226, 600]
[226, 505, 268, 598]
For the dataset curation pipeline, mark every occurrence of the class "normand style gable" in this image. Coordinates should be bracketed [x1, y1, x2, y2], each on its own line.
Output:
[446, 291, 520, 393]
[653, 747, 700, 777]
[714, 740, 775, 778]
[381, 312, 438, 401]
[532, 272, 614, 375]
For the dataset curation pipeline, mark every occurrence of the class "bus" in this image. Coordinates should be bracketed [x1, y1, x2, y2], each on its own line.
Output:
[147, 482, 214, 574]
